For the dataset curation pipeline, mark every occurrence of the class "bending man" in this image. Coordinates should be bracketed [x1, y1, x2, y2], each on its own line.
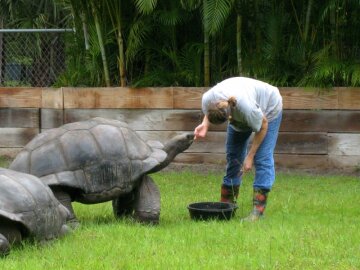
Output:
[194, 77, 283, 221]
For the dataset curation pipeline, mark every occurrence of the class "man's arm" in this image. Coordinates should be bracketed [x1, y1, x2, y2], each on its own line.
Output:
[194, 115, 210, 140]
[243, 116, 268, 172]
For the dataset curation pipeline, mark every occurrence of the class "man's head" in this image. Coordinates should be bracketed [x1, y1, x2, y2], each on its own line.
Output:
[207, 97, 236, 125]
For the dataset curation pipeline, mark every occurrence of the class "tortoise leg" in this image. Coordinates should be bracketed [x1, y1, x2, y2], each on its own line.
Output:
[112, 192, 135, 218]
[0, 218, 23, 257]
[52, 187, 79, 228]
[133, 175, 161, 225]
[0, 234, 10, 257]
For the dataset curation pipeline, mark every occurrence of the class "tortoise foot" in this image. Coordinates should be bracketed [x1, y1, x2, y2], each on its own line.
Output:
[112, 193, 135, 218]
[59, 224, 72, 237]
[134, 212, 160, 225]
[0, 234, 10, 257]
[67, 219, 80, 230]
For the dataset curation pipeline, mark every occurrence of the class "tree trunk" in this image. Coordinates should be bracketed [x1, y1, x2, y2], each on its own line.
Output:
[236, 14, 242, 76]
[106, 0, 127, 86]
[117, 30, 127, 87]
[290, 0, 302, 40]
[81, 13, 90, 50]
[0, 18, 3, 84]
[304, 0, 313, 42]
[90, 1, 111, 87]
[329, 4, 337, 56]
[255, 0, 261, 54]
[203, 0, 210, 86]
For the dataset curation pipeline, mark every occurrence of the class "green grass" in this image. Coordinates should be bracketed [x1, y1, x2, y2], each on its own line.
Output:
[0, 156, 11, 168]
[1, 168, 359, 269]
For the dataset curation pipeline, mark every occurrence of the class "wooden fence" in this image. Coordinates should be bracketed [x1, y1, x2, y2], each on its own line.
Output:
[1, 87, 360, 174]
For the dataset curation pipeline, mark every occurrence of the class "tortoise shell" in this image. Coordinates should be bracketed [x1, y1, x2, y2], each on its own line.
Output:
[0, 168, 69, 240]
[10, 118, 167, 203]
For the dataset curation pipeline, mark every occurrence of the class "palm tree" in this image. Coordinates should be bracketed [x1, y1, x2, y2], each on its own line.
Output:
[181, 0, 233, 86]
[127, 0, 197, 86]
[66, 0, 111, 86]
[105, 0, 127, 86]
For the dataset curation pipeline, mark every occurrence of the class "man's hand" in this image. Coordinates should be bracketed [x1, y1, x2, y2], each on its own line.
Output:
[242, 117, 268, 172]
[194, 123, 208, 140]
[194, 115, 210, 140]
[243, 155, 254, 173]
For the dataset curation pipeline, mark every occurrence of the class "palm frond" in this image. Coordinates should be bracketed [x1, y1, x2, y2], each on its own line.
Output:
[178, 43, 203, 86]
[180, 0, 202, 11]
[155, 8, 185, 26]
[346, 62, 360, 86]
[204, 0, 234, 36]
[126, 18, 153, 64]
[134, 0, 158, 15]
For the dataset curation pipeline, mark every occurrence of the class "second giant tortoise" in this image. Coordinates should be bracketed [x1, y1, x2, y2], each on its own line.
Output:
[0, 168, 70, 256]
[10, 117, 194, 224]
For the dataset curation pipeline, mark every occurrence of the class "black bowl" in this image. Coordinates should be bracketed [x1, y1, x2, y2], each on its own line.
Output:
[187, 202, 238, 221]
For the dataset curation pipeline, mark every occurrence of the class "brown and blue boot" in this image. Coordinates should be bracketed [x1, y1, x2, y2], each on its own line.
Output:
[241, 188, 269, 222]
[220, 184, 240, 205]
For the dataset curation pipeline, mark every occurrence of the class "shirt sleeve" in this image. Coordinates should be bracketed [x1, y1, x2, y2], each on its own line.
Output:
[247, 105, 264, 132]
[201, 90, 212, 115]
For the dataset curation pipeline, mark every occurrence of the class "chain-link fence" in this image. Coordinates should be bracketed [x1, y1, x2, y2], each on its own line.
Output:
[0, 29, 74, 87]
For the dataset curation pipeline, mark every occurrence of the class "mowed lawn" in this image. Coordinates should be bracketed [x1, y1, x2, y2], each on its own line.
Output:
[0, 156, 359, 269]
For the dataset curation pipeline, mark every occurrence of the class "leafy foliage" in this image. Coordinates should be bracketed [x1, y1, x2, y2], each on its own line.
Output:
[3, 0, 360, 87]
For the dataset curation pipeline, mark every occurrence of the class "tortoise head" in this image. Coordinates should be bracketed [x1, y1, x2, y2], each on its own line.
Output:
[163, 133, 194, 157]
[149, 133, 194, 173]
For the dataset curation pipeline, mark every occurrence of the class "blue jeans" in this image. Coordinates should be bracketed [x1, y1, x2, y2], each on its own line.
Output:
[223, 112, 282, 190]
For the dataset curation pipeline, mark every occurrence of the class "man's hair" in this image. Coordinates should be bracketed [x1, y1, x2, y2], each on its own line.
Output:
[208, 107, 228, 124]
[207, 97, 236, 125]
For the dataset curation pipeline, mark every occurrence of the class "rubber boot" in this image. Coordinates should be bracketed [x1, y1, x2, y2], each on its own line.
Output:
[241, 188, 269, 222]
[220, 184, 240, 204]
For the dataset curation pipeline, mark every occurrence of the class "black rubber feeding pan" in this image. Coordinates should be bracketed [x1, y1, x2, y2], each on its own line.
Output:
[187, 202, 238, 221]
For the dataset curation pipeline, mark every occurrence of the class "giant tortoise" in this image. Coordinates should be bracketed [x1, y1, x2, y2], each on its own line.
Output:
[10, 117, 194, 225]
[0, 168, 70, 257]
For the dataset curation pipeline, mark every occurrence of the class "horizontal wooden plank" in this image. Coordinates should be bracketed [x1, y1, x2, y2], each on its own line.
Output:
[328, 155, 360, 170]
[0, 108, 39, 128]
[337, 87, 360, 110]
[1, 87, 359, 110]
[167, 153, 358, 173]
[63, 109, 360, 133]
[63, 87, 174, 109]
[0, 128, 38, 147]
[42, 88, 63, 109]
[328, 134, 360, 156]
[0, 148, 21, 158]
[172, 87, 343, 110]
[0, 88, 42, 108]
[138, 131, 328, 155]
[274, 154, 329, 171]
[279, 87, 338, 110]
[276, 132, 328, 154]
[173, 153, 339, 173]
[173, 87, 344, 110]
[174, 87, 343, 110]
[281, 110, 360, 132]
[63, 109, 203, 131]
[137, 131, 225, 153]
[173, 87, 207, 109]
[41, 109, 64, 129]
[173, 152, 227, 165]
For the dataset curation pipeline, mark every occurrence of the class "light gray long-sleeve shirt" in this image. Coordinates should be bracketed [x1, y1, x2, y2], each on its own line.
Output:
[202, 77, 283, 132]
